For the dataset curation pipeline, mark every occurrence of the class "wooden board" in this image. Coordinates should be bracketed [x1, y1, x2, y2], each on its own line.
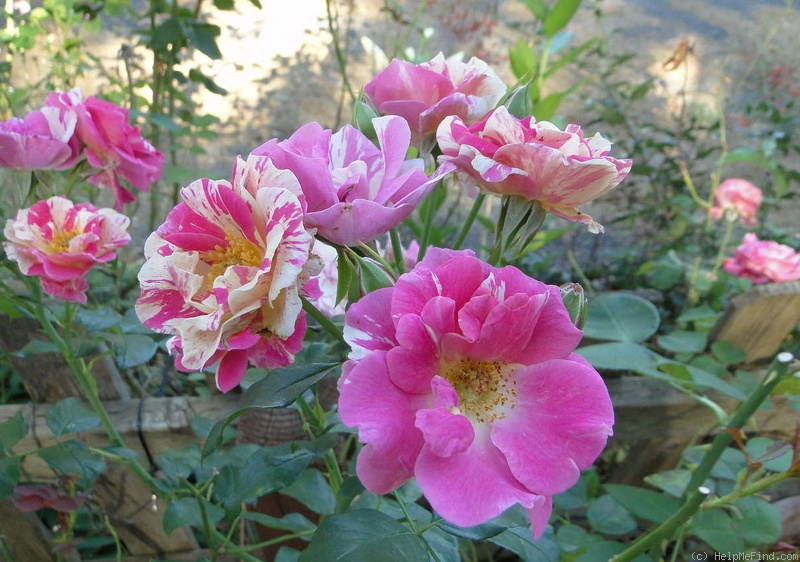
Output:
[710, 280, 800, 364]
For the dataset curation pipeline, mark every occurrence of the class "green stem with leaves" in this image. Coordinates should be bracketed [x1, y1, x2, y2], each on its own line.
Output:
[612, 352, 799, 562]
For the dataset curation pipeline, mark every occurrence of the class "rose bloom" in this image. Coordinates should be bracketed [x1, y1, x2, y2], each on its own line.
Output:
[364, 52, 506, 149]
[47, 89, 164, 208]
[252, 115, 447, 247]
[338, 248, 614, 537]
[709, 178, 763, 226]
[136, 155, 319, 392]
[723, 233, 800, 284]
[3, 196, 130, 303]
[437, 106, 632, 233]
[0, 104, 79, 170]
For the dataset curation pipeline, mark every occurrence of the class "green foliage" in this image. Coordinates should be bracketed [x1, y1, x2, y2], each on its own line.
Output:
[45, 398, 100, 437]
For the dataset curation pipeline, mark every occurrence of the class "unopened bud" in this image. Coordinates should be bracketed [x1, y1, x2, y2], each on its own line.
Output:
[560, 283, 587, 329]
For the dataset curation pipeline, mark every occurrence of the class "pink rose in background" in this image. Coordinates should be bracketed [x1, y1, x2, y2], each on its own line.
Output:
[437, 106, 632, 233]
[710, 178, 763, 226]
[338, 248, 614, 537]
[364, 52, 506, 149]
[723, 233, 800, 284]
[3, 196, 130, 303]
[0, 105, 79, 170]
[47, 89, 164, 208]
[377, 236, 421, 272]
[252, 116, 448, 246]
[303, 241, 347, 317]
[136, 156, 318, 392]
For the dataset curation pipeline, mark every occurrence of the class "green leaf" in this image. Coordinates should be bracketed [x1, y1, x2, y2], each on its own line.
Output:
[213, 0, 234, 8]
[163, 497, 225, 535]
[45, 398, 100, 437]
[710, 341, 746, 365]
[281, 468, 336, 515]
[100, 333, 158, 368]
[556, 523, 602, 553]
[0, 411, 27, 454]
[657, 330, 707, 354]
[183, 22, 222, 60]
[745, 437, 792, 472]
[506, 83, 534, 119]
[213, 445, 312, 509]
[722, 147, 761, 165]
[732, 496, 781, 547]
[38, 440, 105, 487]
[553, 475, 587, 511]
[643, 469, 692, 498]
[357, 257, 393, 294]
[542, 0, 582, 37]
[77, 308, 122, 331]
[518, 0, 549, 20]
[509, 39, 538, 79]
[157, 444, 201, 485]
[0, 456, 21, 498]
[533, 90, 567, 121]
[690, 509, 744, 553]
[298, 509, 429, 562]
[187, 68, 228, 95]
[603, 484, 680, 523]
[12, 339, 60, 357]
[582, 292, 660, 343]
[241, 511, 316, 534]
[150, 17, 185, 52]
[489, 525, 560, 561]
[422, 526, 460, 562]
[577, 342, 667, 376]
[243, 363, 339, 410]
[586, 495, 637, 536]
[202, 361, 338, 459]
[676, 305, 718, 325]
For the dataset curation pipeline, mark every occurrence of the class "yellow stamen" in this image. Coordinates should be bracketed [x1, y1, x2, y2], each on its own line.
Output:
[48, 228, 81, 253]
[201, 235, 263, 281]
[442, 357, 517, 424]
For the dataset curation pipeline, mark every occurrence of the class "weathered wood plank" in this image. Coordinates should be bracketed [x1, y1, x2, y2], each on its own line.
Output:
[0, 498, 60, 562]
[709, 280, 800, 364]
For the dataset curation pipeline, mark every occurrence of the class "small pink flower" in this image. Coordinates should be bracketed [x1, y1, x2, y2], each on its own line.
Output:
[3, 196, 130, 303]
[723, 233, 800, 284]
[338, 248, 614, 537]
[709, 178, 763, 226]
[0, 105, 79, 170]
[303, 241, 347, 317]
[13, 485, 82, 513]
[46, 89, 164, 208]
[135, 156, 319, 392]
[364, 53, 506, 149]
[252, 116, 448, 246]
[437, 106, 632, 233]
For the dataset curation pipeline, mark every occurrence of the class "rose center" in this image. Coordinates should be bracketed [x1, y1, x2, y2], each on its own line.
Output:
[442, 357, 517, 424]
[48, 228, 81, 253]
[202, 235, 263, 281]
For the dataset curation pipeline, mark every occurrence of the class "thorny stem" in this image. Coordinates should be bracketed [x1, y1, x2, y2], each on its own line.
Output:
[703, 469, 792, 511]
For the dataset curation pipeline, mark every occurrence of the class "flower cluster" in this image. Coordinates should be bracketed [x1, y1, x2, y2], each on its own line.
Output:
[723, 233, 800, 284]
[0, 89, 164, 208]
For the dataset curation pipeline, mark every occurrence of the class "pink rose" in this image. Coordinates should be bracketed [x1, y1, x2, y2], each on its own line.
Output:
[3, 196, 130, 303]
[136, 155, 319, 392]
[437, 106, 632, 233]
[0, 105, 79, 170]
[723, 233, 800, 284]
[46, 89, 164, 208]
[252, 116, 448, 246]
[709, 178, 763, 226]
[364, 52, 506, 149]
[338, 248, 614, 537]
